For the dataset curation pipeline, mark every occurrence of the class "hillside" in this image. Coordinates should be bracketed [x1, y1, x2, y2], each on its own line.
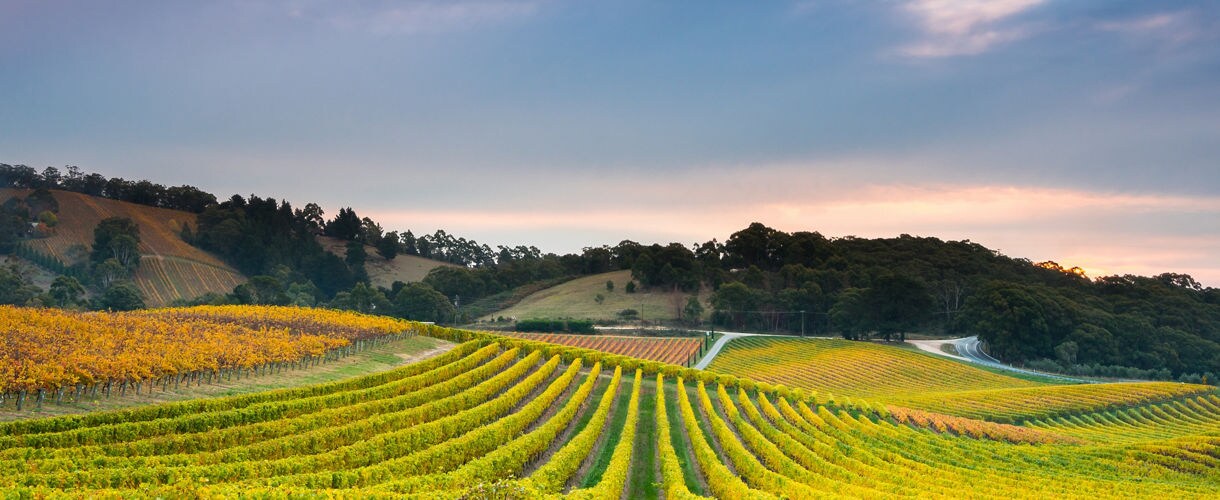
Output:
[707, 336, 1052, 399]
[0, 188, 245, 306]
[317, 235, 456, 289]
[0, 312, 1216, 497]
[484, 270, 711, 322]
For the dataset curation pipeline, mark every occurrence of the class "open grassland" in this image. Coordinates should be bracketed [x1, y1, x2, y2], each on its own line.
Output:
[484, 270, 711, 322]
[706, 336, 1050, 400]
[504, 332, 706, 366]
[0, 311, 1216, 498]
[0, 189, 245, 305]
[317, 235, 457, 288]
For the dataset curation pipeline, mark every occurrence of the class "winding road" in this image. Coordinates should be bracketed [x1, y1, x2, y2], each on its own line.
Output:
[692, 330, 831, 370]
[909, 336, 1086, 382]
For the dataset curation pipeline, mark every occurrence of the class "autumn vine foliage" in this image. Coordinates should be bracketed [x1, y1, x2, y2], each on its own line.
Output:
[0, 311, 1217, 498]
[0, 305, 416, 404]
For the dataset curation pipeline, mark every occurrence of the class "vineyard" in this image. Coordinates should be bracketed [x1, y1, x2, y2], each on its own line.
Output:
[0, 306, 417, 410]
[0, 308, 1217, 497]
[505, 332, 706, 366]
[706, 336, 1052, 399]
[0, 188, 246, 306]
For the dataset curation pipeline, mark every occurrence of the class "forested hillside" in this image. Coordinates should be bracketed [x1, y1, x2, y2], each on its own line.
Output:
[3, 164, 1218, 381]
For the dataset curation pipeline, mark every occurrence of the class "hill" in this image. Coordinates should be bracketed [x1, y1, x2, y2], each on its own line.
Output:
[317, 235, 456, 289]
[707, 336, 1053, 399]
[483, 270, 711, 322]
[0, 188, 245, 306]
[0, 312, 1216, 497]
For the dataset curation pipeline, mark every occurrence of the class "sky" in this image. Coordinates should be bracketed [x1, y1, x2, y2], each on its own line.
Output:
[2, 0, 1219, 284]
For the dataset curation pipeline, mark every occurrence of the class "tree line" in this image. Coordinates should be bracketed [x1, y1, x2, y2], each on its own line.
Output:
[4, 165, 1219, 381]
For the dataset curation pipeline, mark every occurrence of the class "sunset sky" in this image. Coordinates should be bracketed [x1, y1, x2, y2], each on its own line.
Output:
[3, 1, 1219, 284]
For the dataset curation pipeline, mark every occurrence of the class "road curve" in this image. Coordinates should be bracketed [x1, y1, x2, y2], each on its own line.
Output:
[692, 330, 828, 370]
[694, 333, 746, 369]
[909, 336, 1086, 383]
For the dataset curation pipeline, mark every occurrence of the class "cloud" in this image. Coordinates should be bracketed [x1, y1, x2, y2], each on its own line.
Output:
[1095, 10, 1211, 47]
[356, 167, 1220, 285]
[896, 0, 1045, 58]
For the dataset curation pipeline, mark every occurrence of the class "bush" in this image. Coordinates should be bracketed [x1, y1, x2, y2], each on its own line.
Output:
[515, 318, 595, 334]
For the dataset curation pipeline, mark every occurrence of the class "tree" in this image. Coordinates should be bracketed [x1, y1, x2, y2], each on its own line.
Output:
[625, 281, 637, 294]
[97, 282, 145, 311]
[345, 240, 367, 267]
[594, 293, 605, 305]
[0, 265, 41, 305]
[683, 296, 705, 326]
[233, 275, 289, 305]
[376, 231, 400, 260]
[631, 253, 655, 287]
[606, 280, 615, 293]
[402, 230, 418, 255]
[302, 252, 355, 297]
[961, 282, 1060, 362]
[48, 275, 85, 307]
[296, 203, 325, 232]
[108, 234, 141, 269]
[360, 217, 383, 244]
[711, 281, 762, 329]
[424, 267, 486, 303]
[724, 222, 788, 270]
[25, 188, 59, 214]
[1054, 340, 1079, 366]
[92, 258, 129, 289]
[863, 274, 933, 342]
[324, 207, 362, 240]
[91, 217, 140, 264]
[37, 210, 58, 228]
[830, 288, 869, 340]
[392, 282, 456, 323]
[331, 282, 389, 314]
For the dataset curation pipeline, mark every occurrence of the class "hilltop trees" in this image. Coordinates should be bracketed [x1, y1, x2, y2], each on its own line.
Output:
[2, 164, 216, 212]
[6, 164, 1220, 380]
[377, 231, 399, 260]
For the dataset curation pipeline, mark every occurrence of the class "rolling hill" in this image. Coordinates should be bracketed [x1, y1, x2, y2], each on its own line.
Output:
[0, 189, 245, 306]
[483, 270, 711, 322]
[0, 307, 1216, 497]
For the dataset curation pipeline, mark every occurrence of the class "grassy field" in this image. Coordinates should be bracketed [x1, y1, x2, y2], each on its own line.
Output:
[317, 235, 457, 289]
[0, 188, 246, 306]
[1, 309, 1217, 498]
[483, 270, 711, 323]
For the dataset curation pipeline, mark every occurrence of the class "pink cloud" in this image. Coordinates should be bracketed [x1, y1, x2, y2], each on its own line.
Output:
[896, 0, 1045, 58]
[363, 182, 1220, 285]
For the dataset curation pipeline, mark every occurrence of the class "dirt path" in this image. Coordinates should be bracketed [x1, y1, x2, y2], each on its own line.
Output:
[0, 335, 454, 421]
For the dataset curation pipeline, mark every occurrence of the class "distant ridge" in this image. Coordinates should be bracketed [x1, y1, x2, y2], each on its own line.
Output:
[0, 188, 246, 306]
